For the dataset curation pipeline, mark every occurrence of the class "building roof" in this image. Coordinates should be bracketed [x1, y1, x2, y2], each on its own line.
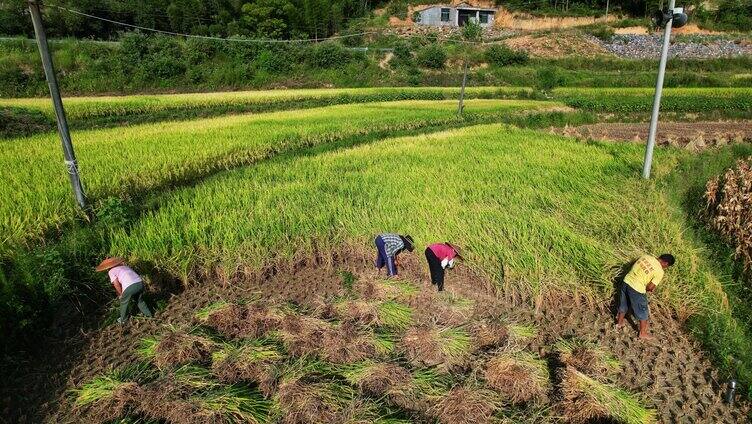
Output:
[414, 4, 496, 12]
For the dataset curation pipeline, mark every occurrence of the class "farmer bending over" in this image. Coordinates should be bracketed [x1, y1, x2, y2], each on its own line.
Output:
[617, 253, 675, 340]
[374, 233, 414, 278]
[96, 257, 153, 324]
[425, 242, 463, 292]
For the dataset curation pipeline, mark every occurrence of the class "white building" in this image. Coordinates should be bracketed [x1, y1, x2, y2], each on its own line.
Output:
[413, 3, 496, 28]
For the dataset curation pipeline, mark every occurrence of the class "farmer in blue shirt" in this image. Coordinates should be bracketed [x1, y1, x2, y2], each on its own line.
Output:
[374, 233, 414, 278]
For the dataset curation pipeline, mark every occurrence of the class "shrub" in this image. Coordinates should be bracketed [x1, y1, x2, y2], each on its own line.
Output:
[308, 42, 351, 69]
[416, 44, 447, 69]
[535, 66, 564, 91]
[485, 44, 529, 67]
[584, 24, 615, 42]
[255, 49, 291, 73]
[392, 39, 413, 67]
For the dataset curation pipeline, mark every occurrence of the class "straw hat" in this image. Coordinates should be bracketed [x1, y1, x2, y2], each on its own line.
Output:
[446, 242, 464, 260]
[95, 257, 124, 272]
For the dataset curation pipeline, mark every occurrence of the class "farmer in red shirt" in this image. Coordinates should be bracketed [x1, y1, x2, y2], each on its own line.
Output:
[425, 242, 463, 292]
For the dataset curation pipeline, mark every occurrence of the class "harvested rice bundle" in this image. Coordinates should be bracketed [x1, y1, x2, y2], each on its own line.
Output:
[211, 340, 282, 395]
[560, 367, 656, 424]
[205, 302, 283, 340]
[340, 360, 412, 397]
[280, 314, 382, 363]
[556, 338, 619, 378]
[275, 379, 355, 424]
[337, 300, 380, 326]
[377, 300, 413, 331]
[506, 323, 538, 348]
[470, 320, 509, 350]
[401, 325, 472, 368]
[430, 386, 502, 424]
[72, 366, 149, 423]
[484, 351, 549, 405]
[194, 301, 230, 322]
[141, 328, 216, 369]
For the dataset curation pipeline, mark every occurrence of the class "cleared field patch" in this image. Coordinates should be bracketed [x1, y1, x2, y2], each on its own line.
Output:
[0, 99, 556, 251]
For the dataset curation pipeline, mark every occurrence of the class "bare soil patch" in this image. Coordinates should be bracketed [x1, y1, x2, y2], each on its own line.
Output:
[504, 33, 610, 58]
[554, 121, 752, 150]
[33, 248, 751, 423]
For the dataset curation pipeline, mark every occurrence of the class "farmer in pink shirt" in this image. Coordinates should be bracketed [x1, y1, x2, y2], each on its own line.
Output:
[96, 257, 153, 324]
[425, 242, 463, 292]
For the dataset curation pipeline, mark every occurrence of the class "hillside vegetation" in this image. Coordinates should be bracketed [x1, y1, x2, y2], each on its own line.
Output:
[3, 36, 752, 98]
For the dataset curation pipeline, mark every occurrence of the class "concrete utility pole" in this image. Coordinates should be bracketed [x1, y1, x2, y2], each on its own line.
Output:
[28, 0, 87, 208]
[642, 0, 676, 179]
[458, 60, 468, 116]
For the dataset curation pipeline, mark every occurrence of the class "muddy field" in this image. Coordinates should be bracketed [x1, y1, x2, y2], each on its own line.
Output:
[21, 249, 751, 423]
[553, 121, 752, 150]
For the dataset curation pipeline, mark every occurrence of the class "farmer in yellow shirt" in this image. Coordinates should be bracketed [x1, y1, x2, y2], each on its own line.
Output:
[616, 253, 675, 340]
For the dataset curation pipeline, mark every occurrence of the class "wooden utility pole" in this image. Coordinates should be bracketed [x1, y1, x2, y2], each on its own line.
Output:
[28, 0, 87, 209]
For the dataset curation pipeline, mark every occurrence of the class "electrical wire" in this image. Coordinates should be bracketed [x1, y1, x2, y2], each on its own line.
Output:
[46, 3, 533, 47]
[45, 3, 380, 44]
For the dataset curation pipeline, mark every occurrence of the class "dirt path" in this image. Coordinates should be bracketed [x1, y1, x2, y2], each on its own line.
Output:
[38, 249, 750, 423]
[552, 121, 752, 150]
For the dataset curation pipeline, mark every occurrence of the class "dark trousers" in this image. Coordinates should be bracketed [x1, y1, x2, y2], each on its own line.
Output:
[375, 236, 397, 276]
[425, 248, 445, 291]
[618, 283, 649, 321]
[120, 281, 153, 321]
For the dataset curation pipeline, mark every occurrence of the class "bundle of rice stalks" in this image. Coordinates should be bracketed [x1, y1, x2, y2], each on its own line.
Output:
[484, 351, 549, 405]
[275, 379, 355, 424]
[194, 301, 230, 322]
[142, 329, 216, 369]
[470, 320, 509, 350]
[388, 367, 453, 412]
[507, 324, 538, 348]
[340, 360, 412, 398]
[281, 314, 382, 363]
[205, 302, 283, 340]
[147, 384, 271, 424]
[72, 366, 150, 422]
[560, 367, 656, 424]
[556, 339, 619, 379]
[705, 157, 752, 274]
[211, 340, 282, 395]
[377, 301, 413, 331]
[139, 366, 220, 421]
[405, 290, 474, 327]
[430, 386, 502, 424]
[337, 300, 380, 326]
[401, 325, 472, 368]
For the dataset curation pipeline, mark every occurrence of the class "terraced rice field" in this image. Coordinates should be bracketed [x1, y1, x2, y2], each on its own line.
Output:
[0, 99, 555, 250]
[2, 88, 752, 423]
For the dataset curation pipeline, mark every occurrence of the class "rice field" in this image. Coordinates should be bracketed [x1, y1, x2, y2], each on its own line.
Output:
[109, 123, 707, 310]
[0, 99, 556, 251]
[3, 86, 752, 422]
[0, 86, 527, 122]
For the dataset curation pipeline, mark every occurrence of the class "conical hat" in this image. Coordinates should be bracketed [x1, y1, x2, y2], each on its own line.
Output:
[95, 257, 124, 272]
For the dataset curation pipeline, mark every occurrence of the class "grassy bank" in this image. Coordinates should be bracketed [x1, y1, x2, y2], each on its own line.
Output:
[2, 35, 751, 98]
[106, 123, 752, 393]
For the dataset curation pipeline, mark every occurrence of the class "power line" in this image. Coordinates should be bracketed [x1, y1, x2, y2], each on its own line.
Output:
[46, 3, 524, 47]
[45, 3, 379, 44]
